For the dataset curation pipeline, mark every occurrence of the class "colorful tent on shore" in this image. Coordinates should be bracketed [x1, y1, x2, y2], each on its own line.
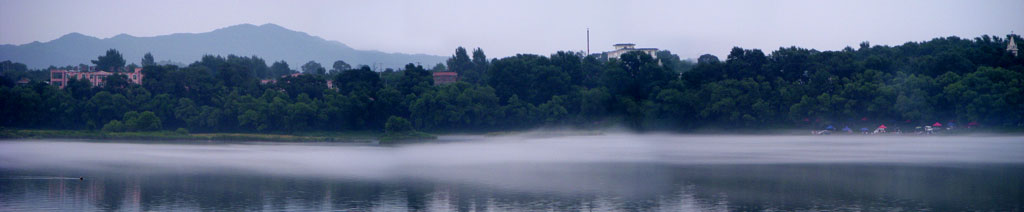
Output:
[825, 125, 835, 130]
[878, 124, 887, 129]
[860, 128, 869, 132]
[968, 122, 978, 126]
[932, 122, 942, 127]
[842, 126, 852, 131]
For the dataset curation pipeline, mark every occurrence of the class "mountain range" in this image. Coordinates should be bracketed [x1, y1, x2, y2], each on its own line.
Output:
[0, 23, 447, 70]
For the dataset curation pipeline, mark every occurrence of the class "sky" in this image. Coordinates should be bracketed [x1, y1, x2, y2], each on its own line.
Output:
[1, 0, 1022, 59]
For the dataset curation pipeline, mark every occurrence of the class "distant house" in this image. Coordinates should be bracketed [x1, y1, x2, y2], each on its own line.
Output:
[432, 72, 458, 85]
[604, 43, 658, 60]
[50, 67, 143, 89]
[259, 73, 303, 84]
[16, 78, 30, 85]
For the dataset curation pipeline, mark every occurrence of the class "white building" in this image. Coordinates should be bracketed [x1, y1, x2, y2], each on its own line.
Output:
[605, 43, 658, 60]
[1008, 34, 1019, 57]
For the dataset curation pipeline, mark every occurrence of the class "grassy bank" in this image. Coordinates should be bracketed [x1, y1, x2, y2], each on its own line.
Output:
[0, 129, 382, 142]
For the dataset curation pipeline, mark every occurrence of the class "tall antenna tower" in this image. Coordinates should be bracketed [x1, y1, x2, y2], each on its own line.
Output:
[587, 28, 590, 55]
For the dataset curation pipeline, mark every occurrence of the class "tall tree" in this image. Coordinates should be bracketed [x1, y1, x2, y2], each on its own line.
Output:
[697, 54, 720, 64]
[141, 52, 156, 67]
[302, 61, 325, 75]
[270, 61, 293, 77]
[334, 66, 382, 95]
[431, 63, 447, 72]
[446, 47, 473, 81]
[397, 63, 433, 95]
[604, 51, 673, 100]
[550, 51, 583, 86]
[332, 60, 351, 74]
[92, 49, 126, 72]
[467, 48, 488, 84]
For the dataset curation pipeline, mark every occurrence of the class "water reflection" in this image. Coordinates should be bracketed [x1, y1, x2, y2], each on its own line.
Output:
[2, 164, 1021, 211]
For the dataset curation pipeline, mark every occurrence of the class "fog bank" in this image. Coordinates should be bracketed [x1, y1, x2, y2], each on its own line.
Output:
[2, 134, 1021, 176]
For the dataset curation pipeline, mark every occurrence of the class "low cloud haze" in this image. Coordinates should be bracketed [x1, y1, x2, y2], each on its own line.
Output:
[1, 134, 1022, 189]
[2, 0, 1022, 59]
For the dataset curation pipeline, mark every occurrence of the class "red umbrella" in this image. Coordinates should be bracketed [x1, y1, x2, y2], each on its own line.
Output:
[932, 122, 942, 127]
[878, 124, 887, 129]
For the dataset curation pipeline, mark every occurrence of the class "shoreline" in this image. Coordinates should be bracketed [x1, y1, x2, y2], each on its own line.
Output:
[2, 128, 1022, 143]
[0, 129, 381, 143]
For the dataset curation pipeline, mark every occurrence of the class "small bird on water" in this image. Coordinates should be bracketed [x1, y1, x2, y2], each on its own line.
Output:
[79, 177, 83, 181]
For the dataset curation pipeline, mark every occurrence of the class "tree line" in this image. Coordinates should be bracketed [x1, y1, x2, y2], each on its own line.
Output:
[1, 34, 1022, 133]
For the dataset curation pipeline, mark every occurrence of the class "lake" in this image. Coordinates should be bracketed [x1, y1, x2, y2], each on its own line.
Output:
[1, 134, 1022, 211]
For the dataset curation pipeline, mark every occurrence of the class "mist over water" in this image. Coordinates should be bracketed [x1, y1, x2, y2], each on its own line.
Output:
[1, 134, 1022, 211]
[2, 134, 1021, 176]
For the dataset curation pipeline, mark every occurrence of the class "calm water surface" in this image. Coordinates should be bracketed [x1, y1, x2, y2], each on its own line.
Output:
[1, 134, 1022, 211]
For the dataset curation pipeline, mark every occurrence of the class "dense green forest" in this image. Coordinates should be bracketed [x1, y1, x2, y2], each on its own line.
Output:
[1, 35, 1022, 133]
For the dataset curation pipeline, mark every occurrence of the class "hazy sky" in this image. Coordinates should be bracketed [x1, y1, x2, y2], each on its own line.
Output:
[2, 0, 1022, 59]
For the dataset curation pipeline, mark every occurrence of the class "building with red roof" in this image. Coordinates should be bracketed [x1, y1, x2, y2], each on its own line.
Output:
[433, 72, 458, 85]
[50, 67, 143, 89]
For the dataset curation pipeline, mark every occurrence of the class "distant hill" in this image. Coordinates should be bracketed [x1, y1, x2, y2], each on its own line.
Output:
[0, 23, 446, 70]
